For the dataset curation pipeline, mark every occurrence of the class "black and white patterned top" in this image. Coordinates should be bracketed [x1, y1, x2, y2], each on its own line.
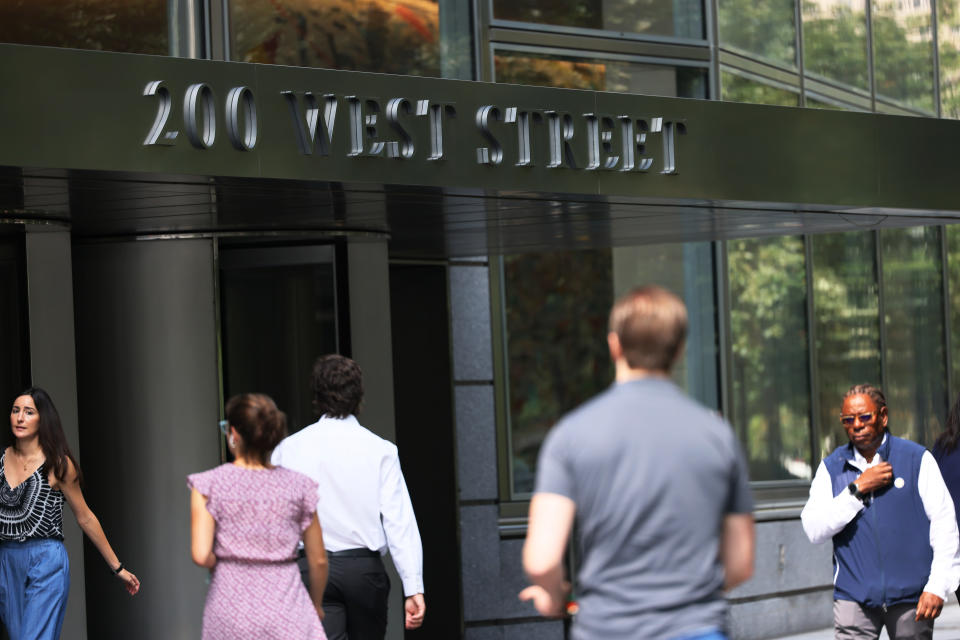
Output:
[0, 452, 64, 541]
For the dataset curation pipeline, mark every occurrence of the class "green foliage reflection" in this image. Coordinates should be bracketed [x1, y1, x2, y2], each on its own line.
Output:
[728, 236, 812, 480]
[948, 225, 960, 385]
[811, 231, 881, 459]
[802, 3, 868, 90]
[881, 227, 946, 445]
[721, 72, 800, 106]
[718, 0, 797, 66]
[872, 1, 935, 112]
[940, 0, 960, 118]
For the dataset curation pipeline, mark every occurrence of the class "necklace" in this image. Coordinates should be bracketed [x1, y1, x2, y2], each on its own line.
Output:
[11, 448, 42, 472]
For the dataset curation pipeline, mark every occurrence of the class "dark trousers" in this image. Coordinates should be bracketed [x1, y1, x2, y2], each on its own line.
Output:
[299, 550, 390, 640]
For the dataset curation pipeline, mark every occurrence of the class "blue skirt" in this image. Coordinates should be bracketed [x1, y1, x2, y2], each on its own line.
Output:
[0, 539, 70, 640]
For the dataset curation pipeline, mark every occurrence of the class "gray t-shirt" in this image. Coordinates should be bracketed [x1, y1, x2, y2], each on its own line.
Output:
[535, 377, 753, 640]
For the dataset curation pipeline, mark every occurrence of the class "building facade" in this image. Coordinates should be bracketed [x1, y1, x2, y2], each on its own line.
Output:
[2, 1, 960, 639]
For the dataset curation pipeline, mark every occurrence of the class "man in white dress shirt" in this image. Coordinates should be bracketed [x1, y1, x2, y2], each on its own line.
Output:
[272, 354, 426, 639]
[801, 383, 960, 640]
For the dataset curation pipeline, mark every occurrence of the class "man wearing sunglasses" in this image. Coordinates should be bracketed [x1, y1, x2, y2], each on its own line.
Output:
[801, 384, 960, 640]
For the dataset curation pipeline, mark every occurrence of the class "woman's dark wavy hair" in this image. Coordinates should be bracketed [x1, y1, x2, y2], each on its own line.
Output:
[11, 387, 82, 484]
[935, 391, 960, 455]
[311, 354, 363, 419]
[224, 393, 287, 465]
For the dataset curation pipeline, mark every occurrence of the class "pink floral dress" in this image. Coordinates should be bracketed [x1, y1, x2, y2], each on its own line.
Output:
[187, 464, 327, 640]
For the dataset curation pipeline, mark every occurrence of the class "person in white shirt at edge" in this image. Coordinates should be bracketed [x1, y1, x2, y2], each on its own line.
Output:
[801, 383, 960, 640]
[272, 354, 425, 639]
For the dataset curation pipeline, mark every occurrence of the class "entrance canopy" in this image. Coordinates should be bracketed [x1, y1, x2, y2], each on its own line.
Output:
[2, 44, 959, 257]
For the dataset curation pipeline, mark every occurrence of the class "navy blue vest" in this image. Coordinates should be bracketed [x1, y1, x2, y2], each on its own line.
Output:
[823, 434, 931, 607]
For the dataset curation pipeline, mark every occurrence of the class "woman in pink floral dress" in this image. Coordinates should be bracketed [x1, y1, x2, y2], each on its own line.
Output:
[187, 393, 328, 639]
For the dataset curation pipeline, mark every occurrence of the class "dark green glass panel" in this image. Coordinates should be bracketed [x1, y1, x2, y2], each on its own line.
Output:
[872, 0, 935, 112]
[504, 243, 720, 496]
[718, 0, 796, 66]
[811, 231, 881, 460]
[504, 250, 614, 494]
[802, 0, 869, 91]
[728, 236, 812, 481]
[804, 96, 851, 110]
[881, 226, 946, 445]
[948, 225, 960, 389]
[938, 0, 960, 118]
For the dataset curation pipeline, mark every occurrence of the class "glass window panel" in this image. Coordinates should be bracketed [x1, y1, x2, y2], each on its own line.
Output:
[718, 0, 797, 66]
[721, 71, 801, 105]
[872, 0, 936, 112]
[728, 236, 812, 481]
[804, 95, 853, 109]
[802, 0, 869, 91]
[0, 0, 167, 53]
[811, 231, 881, 460]
[504, 249, 613, 495]
[494, 52, 708, 98]
[504, 244, 720, 496]
[881, 226, 947, 445]
[938, 0, 960, 117]
[612, 243, 720, 409]
[230, 0, 472, 78]
[491, 0, 704, 39]
[948, 225, 960, 386]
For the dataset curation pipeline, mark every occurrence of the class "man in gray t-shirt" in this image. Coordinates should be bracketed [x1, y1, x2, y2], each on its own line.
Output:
[520, 285, 755, 640]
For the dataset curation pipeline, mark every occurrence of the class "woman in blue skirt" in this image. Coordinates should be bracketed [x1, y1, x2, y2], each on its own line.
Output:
[0, 388, 140, 640]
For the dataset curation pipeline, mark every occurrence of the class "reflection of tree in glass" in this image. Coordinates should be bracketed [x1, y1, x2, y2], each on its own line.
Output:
[504, 250, 613, 494]
[802, 4, 868, 90]
[232, 0, 444, 77]
[728, 236, 812, 481]
[938, 0, 960, 118]
[947, 226, 960, 384]
[495, 55, 606, 90]
[0, 0, 167, 54]
[880, 227, 946, 446]
[491, 0, 696, 38]
[717, 0, 797, 67]
[872, 2, 935, 111]
[721, 72, 799, 106]
[811, 231, 881, 460]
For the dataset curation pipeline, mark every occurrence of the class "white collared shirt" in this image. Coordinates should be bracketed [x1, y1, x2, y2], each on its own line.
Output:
[800, 434, 960, 599]
[272, 415, 425, 596]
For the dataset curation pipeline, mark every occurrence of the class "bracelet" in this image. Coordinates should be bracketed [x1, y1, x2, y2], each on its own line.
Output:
[112, 562, 124, 575]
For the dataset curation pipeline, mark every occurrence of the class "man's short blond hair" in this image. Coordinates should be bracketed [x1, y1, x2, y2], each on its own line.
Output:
[608, 285, 688, 373]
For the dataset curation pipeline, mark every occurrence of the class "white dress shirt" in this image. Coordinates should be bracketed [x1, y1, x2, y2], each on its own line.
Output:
[800, 434, 960, 599]
[272, 414, 425, 596]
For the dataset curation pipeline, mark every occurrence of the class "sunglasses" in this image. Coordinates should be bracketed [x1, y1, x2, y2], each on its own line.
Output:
[218, 419, 228, 436]
[840, 412, 876, 426]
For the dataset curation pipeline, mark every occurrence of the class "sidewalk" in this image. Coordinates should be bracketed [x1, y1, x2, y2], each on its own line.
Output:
[770, 601, 960, 640]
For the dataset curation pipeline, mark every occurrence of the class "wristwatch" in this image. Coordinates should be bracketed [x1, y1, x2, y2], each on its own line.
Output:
[847, 482, 867, 501]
